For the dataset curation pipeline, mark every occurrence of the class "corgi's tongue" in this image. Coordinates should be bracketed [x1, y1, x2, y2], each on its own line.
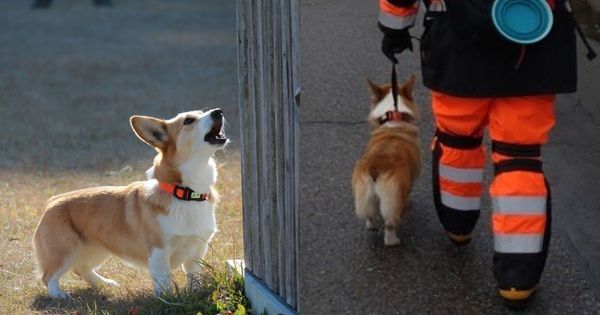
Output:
[210, 123, 222, 135]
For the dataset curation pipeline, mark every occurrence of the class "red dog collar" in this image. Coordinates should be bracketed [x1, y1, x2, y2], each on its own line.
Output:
[159, 182, 209, 201]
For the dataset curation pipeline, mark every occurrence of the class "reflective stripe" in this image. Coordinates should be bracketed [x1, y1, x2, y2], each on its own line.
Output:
[439, 164, 483, 183]
[492, 196, 546, 215]
[494, 234, 544, 253]
[379, 10, 417, 30]
[441, 191, 481, 211]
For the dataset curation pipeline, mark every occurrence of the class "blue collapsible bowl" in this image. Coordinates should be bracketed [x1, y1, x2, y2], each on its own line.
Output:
[492, 0, 553, 44]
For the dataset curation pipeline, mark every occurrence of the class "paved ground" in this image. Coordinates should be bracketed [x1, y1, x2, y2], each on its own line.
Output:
[298, 0, 600, 314]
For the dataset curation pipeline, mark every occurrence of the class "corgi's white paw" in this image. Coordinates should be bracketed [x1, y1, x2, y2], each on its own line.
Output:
[101, 278, 120, 288]
[49, 289, 70, 299]
[384, 230, 400, 246]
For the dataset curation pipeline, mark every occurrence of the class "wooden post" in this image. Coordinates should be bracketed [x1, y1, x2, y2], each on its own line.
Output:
[237, 0, 300, 312]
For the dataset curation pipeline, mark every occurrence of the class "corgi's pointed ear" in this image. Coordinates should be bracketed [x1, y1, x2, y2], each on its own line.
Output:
[400, 74, 417, 101]
[130, 115, 168, 149]
[366, 78, 385, 103]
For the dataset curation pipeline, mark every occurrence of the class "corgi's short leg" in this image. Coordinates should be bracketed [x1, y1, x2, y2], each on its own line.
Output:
[352, 173, 378, 230]
[76, 269, 120, 288]
[183, 257, 201, 289]
[182, 237, 211, 289]
[375, 180, 402, 246]
[383, 226, 400, 246]
[149, 247, 172, 295]
[73, 245, 118, 288]
[46, 259, 74, 299]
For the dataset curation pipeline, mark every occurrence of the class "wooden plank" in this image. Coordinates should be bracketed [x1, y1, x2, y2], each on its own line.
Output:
[282, 0, 298, 307]
[269, 2, 285, 295]
[290, 1, 301, 308]
[272, 0, 286, 299]
[248, 0, 263, 279]
[279, 0, 290, 304]
[257, 0, 275, 290]
[236, 0, 253, 272]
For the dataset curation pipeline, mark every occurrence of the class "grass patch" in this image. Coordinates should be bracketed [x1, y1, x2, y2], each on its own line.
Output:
[29, 259, 247, 315]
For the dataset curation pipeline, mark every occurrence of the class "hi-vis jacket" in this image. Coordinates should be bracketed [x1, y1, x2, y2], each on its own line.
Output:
[379, 0, 578, 97]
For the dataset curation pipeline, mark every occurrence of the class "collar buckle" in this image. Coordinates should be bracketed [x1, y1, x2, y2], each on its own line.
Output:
[190, 191, 201, 199]
[160, 182, 209, 202]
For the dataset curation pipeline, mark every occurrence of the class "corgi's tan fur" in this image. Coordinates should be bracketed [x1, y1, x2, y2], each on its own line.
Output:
[33, 109, 228, 298]
[352, 76, 421, 246]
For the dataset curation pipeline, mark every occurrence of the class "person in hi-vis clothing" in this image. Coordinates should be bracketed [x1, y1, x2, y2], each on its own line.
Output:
[377, 0, 578, 309]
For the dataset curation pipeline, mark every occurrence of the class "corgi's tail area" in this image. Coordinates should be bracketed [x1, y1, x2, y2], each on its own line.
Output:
[33, 207, 83, 285]
[32, 231, 43, 281]
[352, 171, 376, 219]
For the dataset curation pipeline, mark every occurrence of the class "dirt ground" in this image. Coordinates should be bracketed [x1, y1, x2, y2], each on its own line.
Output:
[0, 1, 241, 313]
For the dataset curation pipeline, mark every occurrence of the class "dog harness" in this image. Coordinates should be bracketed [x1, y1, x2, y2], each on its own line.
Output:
[159, 182, 210, 201]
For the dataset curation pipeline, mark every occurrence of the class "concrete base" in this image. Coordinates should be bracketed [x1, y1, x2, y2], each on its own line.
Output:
[226, 260, 298, 315]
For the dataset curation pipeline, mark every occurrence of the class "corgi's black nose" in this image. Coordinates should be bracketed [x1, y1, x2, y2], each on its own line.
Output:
[211, 109, 223, 119]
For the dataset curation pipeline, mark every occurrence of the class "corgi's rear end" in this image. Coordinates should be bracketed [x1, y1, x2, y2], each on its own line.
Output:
[33, 183, 158, 297]
[352, 75, 421, 246]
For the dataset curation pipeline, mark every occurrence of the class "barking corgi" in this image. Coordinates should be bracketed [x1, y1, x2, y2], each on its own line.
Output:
[352, 76, 421, 246]
[33, 109, 229, 298]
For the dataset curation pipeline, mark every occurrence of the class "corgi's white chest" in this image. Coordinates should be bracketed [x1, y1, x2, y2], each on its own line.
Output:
[157, 200, 216, 240]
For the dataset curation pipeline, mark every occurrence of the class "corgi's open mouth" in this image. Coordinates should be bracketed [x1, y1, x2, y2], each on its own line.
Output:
[204, 121, 227, 145]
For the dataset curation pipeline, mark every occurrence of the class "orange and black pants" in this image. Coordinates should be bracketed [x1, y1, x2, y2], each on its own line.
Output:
[431, 91, 554, 291]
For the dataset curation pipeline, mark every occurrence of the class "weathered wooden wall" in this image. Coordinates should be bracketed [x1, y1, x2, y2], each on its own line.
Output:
[236, 0, 300, 310]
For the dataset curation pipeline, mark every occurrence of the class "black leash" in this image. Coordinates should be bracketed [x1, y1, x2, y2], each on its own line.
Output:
[391, 63, 399, 111]
[380, 63, 414, 125]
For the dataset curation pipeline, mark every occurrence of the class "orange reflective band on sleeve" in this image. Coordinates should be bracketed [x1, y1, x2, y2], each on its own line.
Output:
[379, 0, 419, 17]
[492, 214, 546, 234]
[440, 177, 482, 197]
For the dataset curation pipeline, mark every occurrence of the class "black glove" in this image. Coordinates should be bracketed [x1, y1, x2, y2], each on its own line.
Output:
[379, 23, 413, 64]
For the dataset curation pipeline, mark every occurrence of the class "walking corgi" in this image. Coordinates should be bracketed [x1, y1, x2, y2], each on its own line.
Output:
[33, 109, 228, 298]
[352, 76, 421, 246]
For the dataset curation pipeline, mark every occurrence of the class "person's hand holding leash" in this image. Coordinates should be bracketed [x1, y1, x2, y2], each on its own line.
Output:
[379, 24, 412, 64]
